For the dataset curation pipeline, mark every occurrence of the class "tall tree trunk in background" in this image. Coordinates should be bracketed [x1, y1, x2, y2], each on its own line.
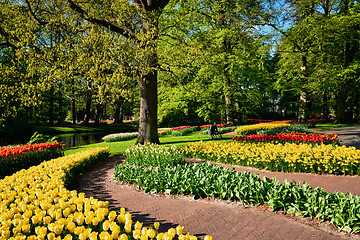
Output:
[336, 85, 347, 123]
[72, 98, 76, 124]
[114, 97, 124, 124]
[48, 86, 54, 126]
[83, 91, 91, 126]
[95, 103, 101, 125]
[219, 5, 233, 124]
[71, 83, 76, 124]
[298, 54, 308, 121]
[57, 88, 63, 124]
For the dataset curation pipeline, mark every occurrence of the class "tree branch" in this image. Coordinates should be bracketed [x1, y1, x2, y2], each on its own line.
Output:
[67, 0, 134, 39]
[0, 26, 19, 50]
[24, 0, 49, 25]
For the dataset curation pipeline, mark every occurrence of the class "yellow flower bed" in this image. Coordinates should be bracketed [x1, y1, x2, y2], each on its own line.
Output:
[0, 148, 202, 240]
[183, 141, 360, 175]
[235, 123, 291, 135]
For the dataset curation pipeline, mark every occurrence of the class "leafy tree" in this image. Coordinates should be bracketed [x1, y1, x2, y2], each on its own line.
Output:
[158, 0, 275, 124]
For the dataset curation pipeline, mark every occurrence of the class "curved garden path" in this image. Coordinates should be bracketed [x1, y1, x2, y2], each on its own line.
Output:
[75, 126, 360, 240]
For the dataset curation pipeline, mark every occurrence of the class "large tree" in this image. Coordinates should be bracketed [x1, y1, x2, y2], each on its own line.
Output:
[65, 0, 171, 143]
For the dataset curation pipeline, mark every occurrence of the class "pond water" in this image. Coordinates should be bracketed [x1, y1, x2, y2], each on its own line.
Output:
[0, 132, 110, 149]
[55, 133, 107, 149]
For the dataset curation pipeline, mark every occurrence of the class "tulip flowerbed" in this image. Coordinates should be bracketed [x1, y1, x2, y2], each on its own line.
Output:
[0, 147, 200, 240]
[102, 132, 138, 142]
[183, 141, 360, 175]
[235, 122, 291, 135]
[125, 144, 186, 168]
[170, 126, 196, 136]
[114, 144, 360, 233]
[256, 124, 312, 135]
[0, 142, 63, 179]
[232, 132, 339, 146]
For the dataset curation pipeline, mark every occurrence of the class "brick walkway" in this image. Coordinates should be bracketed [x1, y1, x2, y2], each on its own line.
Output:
[75, 155, 360, 240]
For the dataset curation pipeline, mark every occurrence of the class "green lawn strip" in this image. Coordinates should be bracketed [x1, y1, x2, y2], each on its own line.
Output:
[114, 145, 360, 234]
[313, 123, 359, 130]
[64, 131, 233, 156]
[37, 124, 136, 134]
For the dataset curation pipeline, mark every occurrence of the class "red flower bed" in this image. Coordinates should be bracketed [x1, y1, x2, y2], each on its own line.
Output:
[0, 142, 63, 178]
[0, 142, 62, 158]
[171, 125, 193, 131]
[232, 132, 339, 145]
[199, 123, 234, 129]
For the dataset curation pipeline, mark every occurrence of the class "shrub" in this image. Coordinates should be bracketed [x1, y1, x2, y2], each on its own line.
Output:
[102, 132, 138, 142]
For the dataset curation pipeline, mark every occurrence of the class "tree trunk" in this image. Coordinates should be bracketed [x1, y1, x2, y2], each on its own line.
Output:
[224, 89, 233, 124]
[83, 91, 91, 126]
[72, 97, 76, 124]
[136, 70, 159, 144]
[48, 86, 54, 126]
[135, 10, 161, 144]
[72, 84, 76, 124]
[298, 54, 308, 121]
[336, 85, 347, 123]
[95, 103, 101, 125]
[298, 91, 307, 121]
[114, 97, 124, 124]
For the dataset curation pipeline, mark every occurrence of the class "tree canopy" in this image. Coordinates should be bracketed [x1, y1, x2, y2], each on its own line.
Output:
[0, 0, 359, 140]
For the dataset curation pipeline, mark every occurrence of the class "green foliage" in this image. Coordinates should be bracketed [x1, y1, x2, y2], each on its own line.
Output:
[114, 145, 360, 233]
[27, 132, 59, 145]
[124, 144, 186, 168]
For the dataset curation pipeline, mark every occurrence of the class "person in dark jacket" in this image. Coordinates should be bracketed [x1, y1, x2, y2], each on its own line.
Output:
[209, 122, 222, 139]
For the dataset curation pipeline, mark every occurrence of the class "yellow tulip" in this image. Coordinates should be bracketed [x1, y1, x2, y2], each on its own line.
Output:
[124, 223, 132, 233]
[89, 232, 98, 240]
[92, 216, 100, 226]
[133, 229, 141, 239]
[135, 221, 143, 230]
[47, 232, 56, 240]
[147, 228, 156, 239]
[176, 225, 184, 236]
[156, 233, 165, 240]
[154, 222, 160, 230]
[64, 234, 73, 240]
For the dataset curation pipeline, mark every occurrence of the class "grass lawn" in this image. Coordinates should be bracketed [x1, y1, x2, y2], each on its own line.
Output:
[37, 123, 136, 134]
[313, 123, 359, 130]
[64, 131, 234, 156]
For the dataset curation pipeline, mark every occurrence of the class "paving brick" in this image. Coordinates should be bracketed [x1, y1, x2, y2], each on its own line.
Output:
[75, 156, 360, 240]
